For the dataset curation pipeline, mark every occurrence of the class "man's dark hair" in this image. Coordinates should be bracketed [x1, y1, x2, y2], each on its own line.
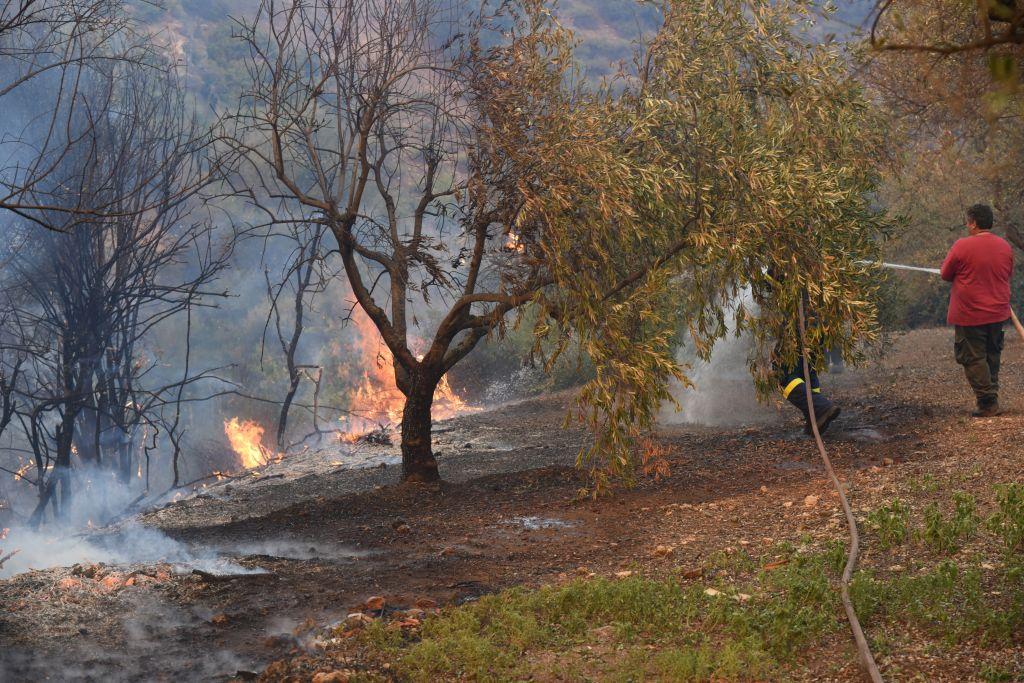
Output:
[967, 203, 994, 231]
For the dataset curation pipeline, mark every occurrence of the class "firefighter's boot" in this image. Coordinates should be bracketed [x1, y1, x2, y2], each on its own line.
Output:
[786, 384, 841, 436]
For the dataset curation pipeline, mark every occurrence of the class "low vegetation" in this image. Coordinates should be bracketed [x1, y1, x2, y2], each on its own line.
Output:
[356, 544, 847, 681]
[316, 487, 1024, 681]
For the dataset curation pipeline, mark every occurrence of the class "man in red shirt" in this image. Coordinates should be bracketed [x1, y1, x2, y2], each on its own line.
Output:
[940, 203, 1014, 417]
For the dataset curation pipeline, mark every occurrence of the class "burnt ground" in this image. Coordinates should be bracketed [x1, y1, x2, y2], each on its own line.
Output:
[1, 327, 1023, 681]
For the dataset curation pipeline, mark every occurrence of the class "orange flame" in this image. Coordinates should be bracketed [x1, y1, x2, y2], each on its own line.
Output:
[223, 417, 278, 469]
[12, 462, 31, 482]
[340, 305, 476, 440]
[504, 231, 525, 252]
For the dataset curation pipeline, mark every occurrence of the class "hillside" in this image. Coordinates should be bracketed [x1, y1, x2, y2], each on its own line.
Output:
[138, 0, 877, 109]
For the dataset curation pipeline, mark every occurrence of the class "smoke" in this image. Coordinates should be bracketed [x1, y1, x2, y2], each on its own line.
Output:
[0, 590, 257, 682]
[659, 289, 780, 427]
[0, 463, 264, 578]
[0, 522, 266, 579]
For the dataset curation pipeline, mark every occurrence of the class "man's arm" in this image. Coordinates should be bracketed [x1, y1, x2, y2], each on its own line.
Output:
[940, 242, 960, 282]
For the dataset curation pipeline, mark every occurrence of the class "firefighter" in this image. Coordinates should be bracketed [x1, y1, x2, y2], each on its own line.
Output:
[759, 270, 843, 436]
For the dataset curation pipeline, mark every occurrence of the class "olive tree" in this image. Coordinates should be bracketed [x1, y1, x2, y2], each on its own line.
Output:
[502, 0, 891, 487]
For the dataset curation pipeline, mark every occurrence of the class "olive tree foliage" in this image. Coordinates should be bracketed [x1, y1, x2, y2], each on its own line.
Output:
[222, 0, 889, 487]
[504, 0, 891, 488]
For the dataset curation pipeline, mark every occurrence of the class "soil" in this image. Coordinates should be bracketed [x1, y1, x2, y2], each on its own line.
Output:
[1, 327, 1022, 682]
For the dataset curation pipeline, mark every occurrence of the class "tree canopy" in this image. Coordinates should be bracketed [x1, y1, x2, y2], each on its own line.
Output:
[467, 0, 894, 488]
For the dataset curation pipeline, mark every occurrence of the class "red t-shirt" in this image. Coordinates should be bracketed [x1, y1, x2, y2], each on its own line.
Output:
[940, 232, 1013, 326]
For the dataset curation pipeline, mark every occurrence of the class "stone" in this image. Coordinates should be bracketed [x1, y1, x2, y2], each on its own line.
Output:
[344, 613, 374, 628]
[312, 672, 352, 683]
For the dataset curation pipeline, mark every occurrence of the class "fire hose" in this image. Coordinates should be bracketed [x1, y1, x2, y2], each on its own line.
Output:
[797, 298, 883, 683]
[807, 261, 1022, 682]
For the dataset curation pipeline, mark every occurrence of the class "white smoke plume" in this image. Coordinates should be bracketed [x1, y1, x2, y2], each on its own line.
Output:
[659, 289, 780, 427]
[0, 464, 261, 578]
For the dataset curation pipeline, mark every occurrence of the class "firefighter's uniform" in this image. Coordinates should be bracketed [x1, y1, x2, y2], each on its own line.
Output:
[757, 269, 842, 435]
[779, 360, 839, 434]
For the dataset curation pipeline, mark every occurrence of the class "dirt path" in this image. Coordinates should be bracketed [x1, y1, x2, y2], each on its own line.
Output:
[1, 327, 1022, 681]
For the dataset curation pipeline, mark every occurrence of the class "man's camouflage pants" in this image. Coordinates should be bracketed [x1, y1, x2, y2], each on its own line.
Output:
[954, 320, 1006, 408]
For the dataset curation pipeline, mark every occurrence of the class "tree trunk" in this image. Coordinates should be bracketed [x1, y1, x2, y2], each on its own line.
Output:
[53, 416, 75, 521]
[277, 375, 300, 451]
[400, 382, 439, 483]
[74, 409, 100, 464]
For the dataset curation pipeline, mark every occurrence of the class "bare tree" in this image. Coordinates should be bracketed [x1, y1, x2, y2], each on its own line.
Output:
[3, 60, 231, 524]
[0, 0, 214, 230]
[221, 0, 562, 482]
[262, 223, 331, 450]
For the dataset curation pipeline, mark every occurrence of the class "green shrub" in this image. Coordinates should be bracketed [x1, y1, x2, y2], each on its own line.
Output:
[866, 498, 911, 548]
[920, 492, 979, 553]
[987, 483, 1024, 555]
[853, 560, 1014, 645]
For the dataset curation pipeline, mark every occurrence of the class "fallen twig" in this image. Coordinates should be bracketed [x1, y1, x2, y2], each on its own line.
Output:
[190, 568, 267, 582]
[0, 548, 20, 569]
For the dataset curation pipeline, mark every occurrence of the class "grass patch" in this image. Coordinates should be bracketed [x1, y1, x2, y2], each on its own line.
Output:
[356, 547, 845, 681]
[866, 498, 910, 548]
[357, 545, 851, 681]
[346, 488, 1023, 681]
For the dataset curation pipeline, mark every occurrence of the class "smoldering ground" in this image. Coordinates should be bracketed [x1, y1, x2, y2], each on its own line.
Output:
[0, 587, 258, 682]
